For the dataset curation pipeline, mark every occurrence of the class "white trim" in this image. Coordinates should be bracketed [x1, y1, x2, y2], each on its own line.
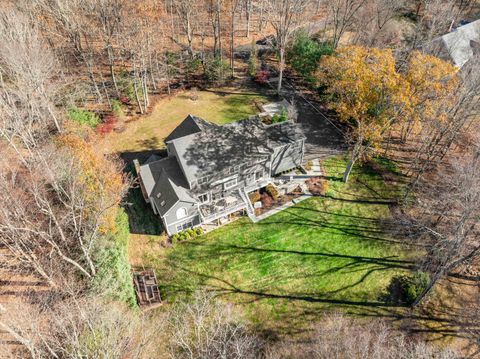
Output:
[224, 178, 238, 190]
[176, 219, 195, 232]
[211, 174, 238, 186]
[168, 213, 199, 227]
[176, 207, 188, 220]
[161, 199, 180, 218]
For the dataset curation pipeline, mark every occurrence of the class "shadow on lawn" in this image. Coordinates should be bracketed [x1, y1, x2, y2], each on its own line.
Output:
[258, 206, 405, 245]
[118, 150, 167, 236]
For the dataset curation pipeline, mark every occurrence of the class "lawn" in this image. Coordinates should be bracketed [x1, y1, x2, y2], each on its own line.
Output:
[144, 156, 416, 332]
[98, 88, 269, 155]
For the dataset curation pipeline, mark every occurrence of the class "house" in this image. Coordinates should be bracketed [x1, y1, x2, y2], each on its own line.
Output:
[427, 19, 480, 71]
[136, 112, 306, 235]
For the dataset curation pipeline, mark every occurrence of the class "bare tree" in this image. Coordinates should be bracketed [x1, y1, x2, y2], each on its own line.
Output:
[167, 291, 263, 359]
[172, 0, 197, 57]
[400, 144, 480, 307]
[0, 295, 161, 358]
[0, 8, 61, 148]
[267, 0, 310, 94]
[0, 143, 129, 286]
[324, 0, 368, 49]
[267, 313, 459, 358]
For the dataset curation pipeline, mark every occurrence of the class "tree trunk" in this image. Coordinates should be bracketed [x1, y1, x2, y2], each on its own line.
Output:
[217, 0, 223, 60]
[277, 47, 285, 94]
[230, 4, 235, 78]
[343, 139, 362, 183]
[107, 44, 120, 98]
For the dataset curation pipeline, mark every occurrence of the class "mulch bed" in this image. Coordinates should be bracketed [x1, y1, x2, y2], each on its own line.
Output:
[254, 185, 304, 216]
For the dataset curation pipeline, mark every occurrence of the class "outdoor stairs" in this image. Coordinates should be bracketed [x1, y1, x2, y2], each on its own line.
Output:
[239, 189, 256, 221]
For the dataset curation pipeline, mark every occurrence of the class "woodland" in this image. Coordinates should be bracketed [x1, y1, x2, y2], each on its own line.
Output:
[0, 0, 479, 358]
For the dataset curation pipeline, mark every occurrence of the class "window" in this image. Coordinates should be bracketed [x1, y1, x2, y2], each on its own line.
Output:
[156, 192, 162, 199]
[198, 176, 208, 185]
[246, 173, 255, 183]
[160, 200, 166, 207]
[224, 178, 237, 190]
[255, 171, 263, 180]
[176, 220, 194, 232]
[176, 207, 187, 219]
[198, 193, 209, 203]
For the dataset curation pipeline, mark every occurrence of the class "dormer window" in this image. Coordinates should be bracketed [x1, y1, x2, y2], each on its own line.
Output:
[156, 192, 162, 198]
[160, 200, 166, 207]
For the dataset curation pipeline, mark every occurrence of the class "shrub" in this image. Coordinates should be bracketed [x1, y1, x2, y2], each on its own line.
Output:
[111, 99, 126, 119]
[117, 72, 143, 103]
[385, 272, 430, 305]
[255, 69, 269, 84]
[67, 107, 100, 128]
[271, 110, 288, 124]
[171, 226, 204, 244]
[287, 30, 333, 84]
[96, 122, 115, 135]
[90, 208, 136, 307]
[248, 191, 261, 204]
[247, 41, 258, 79]
[203, 56, 230, 84]
[265, 184, 279, 201]
[260, 192, 273, 207]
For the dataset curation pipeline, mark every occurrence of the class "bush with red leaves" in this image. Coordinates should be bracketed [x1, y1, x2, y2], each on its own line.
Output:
[96, 122, 114, 135]
[119, 96, 130, 105]
[103, 115, 118, 125]
[260, 192, 273, 208]
[255, 70, 269, 84]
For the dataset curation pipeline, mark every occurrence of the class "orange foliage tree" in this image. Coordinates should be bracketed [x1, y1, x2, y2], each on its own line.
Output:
[402, 51, 458, 141]
[317, 45, 412, 182]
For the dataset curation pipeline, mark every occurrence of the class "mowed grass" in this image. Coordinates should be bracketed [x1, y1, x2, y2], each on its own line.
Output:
[146, 156, 415, 329]
[98, 88, 269, 154]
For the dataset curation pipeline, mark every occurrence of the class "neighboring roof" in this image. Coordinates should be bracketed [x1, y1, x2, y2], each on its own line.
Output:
[168, 115, 305, 184]
[139, 156, 196, 216]
[165, 115, 216, 143]
[429, 19, 480, 68]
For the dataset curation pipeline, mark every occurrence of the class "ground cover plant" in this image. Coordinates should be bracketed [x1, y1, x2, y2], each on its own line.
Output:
[147, 156, 416, 331]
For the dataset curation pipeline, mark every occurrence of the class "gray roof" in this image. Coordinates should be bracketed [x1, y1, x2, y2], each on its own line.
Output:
[168, 115, 305, 184]
[139, 156, 196, 217]
[429, 20, 480, 68]
[165, 115, 216, 143]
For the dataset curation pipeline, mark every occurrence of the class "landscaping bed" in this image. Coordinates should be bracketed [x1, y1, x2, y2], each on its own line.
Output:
[248, 183, 305, 216]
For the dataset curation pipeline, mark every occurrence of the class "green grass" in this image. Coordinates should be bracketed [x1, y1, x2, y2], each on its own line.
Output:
[145, 156, 415, 331]
[99, 88, 269, 154]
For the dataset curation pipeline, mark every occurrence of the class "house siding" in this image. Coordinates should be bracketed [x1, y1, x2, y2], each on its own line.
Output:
[162, 200, 199, 235]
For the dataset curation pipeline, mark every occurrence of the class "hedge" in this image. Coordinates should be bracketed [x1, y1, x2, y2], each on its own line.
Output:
[90, 207, 136, 307]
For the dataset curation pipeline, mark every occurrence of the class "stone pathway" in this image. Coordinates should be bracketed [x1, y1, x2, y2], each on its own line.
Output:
[311, 158, 322, 175]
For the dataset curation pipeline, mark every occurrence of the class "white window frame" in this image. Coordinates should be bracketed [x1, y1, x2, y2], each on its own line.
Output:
[176, 207, 188, 220]
[176, 219, 194, 232]
[224, 178, 238, 190]
[198, 193, 210, 203]
[246, 172, 255, 183]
